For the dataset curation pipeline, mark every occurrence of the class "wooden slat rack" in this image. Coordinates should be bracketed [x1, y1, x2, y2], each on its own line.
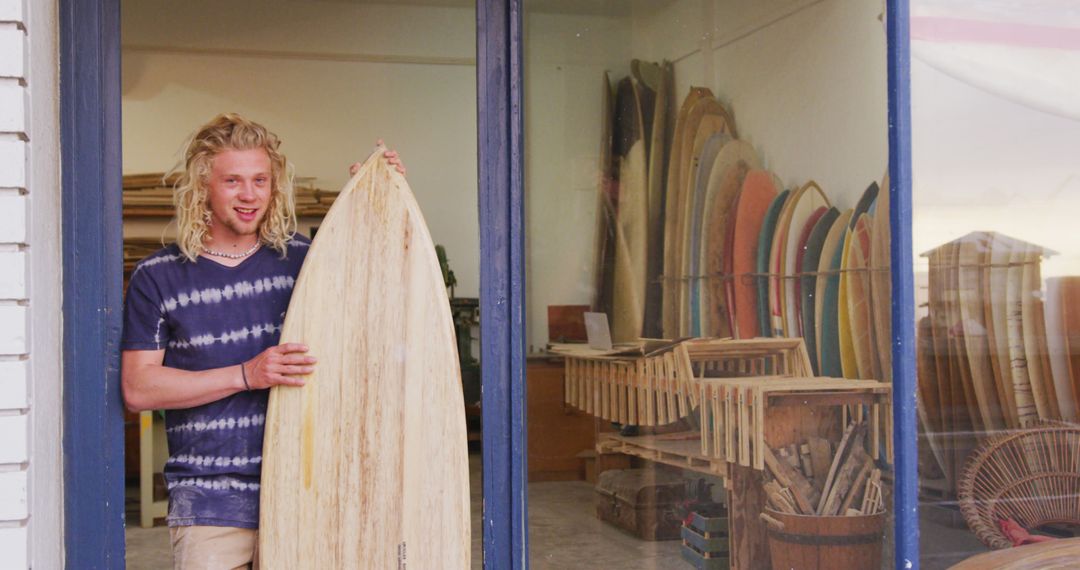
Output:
[698, 376, 893, 471]
[596, 432, 727, 479]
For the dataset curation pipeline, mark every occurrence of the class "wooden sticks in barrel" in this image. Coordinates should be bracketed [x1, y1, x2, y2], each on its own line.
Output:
[762, 422, 884, 516]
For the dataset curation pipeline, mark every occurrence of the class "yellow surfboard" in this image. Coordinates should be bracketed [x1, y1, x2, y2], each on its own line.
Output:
[837, 225, 857, 379]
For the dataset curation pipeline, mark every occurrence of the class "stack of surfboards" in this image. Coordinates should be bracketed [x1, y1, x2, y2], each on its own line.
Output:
[595, 60, 674, 343]
[919, 232, 1075, 491]
[594, 78, 893, 373]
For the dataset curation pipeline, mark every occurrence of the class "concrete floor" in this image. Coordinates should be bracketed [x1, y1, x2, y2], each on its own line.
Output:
[125, 456, 992, 569]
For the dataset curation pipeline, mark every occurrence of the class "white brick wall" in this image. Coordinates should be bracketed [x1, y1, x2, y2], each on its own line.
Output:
[0, 3, 32, 568]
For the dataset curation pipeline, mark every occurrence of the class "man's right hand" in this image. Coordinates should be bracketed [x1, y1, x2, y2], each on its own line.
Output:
[242, 343, 316, 389]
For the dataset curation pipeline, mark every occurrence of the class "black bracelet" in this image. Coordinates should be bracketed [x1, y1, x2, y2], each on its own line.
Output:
[240, 363, 251, 391]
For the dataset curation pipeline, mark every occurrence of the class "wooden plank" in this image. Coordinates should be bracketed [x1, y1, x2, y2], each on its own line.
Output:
[260, 147, 469, 569]
[861, 469, 882, 514]
[763, 445, 814, 514]
[808, 437, 831, 494]
[838, 456, 874, 514]
[763, 481, 797, 514]
[817, 422, 857, 513]
[799, 444, 813, 478]
[728, 465, 769, 570]
[819, 432, 869, 516]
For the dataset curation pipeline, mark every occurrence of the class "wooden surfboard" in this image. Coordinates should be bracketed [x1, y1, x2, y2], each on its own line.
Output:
[663, 92, 734, 338]
[642, 61, 671, 339]
[661, 87, 711, 338]
[260, 147, 470, 569]
[942, 241, 984, 432]
[756, 190, 790, 337]
[722, 184, 742, 337]
[1045, 277, 1078, 420]
[700, 139, 761, 337]
[845, 214, 878, 380]
[927, 247, 960, 486]
[1002, 239, 1037, 426]
[959, 235, 1006, 430]
[815, 209, 852, 376]
[611, 78, 649, 342]
[591, 72, 616, 317]
[678, 101, 735, 336]
[917, 315, 947, 479]
[1032, 295, 1061, 420]
[684, 132, 729, 336]
[819, 211, 852, 378]
[869, 174, 891, 382]
[800, 207, 839, 374]
[983, 233, 1017, 427]
[1057, 277, 1080, 414]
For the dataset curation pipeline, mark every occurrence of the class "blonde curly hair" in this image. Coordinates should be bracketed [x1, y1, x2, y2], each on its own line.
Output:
[170, 113, 296, 261]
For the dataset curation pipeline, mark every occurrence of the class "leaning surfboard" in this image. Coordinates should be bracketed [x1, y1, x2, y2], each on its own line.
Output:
[260, 147, 470, 569]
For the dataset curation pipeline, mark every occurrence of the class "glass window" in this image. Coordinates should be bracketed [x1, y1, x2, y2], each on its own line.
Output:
[912, 2, 1080, 567]
[524, 1, 895, 567]
[120, 1, 480, 566]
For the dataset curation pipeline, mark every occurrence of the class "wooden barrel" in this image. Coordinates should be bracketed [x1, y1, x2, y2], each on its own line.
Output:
[764, 508, 885, 570]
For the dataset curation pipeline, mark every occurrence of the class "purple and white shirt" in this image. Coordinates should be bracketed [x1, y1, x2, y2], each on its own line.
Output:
[121, 237, 309, 528]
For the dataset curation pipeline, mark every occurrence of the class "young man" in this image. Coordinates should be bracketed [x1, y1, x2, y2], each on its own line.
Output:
[121, 113, 404, 569]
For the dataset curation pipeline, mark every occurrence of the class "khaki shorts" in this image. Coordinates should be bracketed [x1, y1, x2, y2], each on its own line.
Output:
[170, 526, 259, 570]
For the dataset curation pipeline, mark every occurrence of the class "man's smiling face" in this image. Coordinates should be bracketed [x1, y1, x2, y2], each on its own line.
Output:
[206, 147, 273, 242]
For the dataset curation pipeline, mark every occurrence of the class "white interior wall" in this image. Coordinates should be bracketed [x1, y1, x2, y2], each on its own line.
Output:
[640, 0, 888, 208]
[121, 0, 480, 297]
[523, 9, 632, 351]
[524, 0, 888, 348]
[910, 57, 1080, 278]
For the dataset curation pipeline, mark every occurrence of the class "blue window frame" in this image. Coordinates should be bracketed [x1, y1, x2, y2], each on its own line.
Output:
[886, 0, 919, 566]
[60, 0, 913, 567]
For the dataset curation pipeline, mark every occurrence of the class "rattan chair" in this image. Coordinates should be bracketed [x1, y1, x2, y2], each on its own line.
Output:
[958, 421, 1080, 549]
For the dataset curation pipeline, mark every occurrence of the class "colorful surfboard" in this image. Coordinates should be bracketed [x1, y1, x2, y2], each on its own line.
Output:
[699, 140, 760, 337]
[661, 88, 711, 338]
[800, 207, 840, 374]
[818, 211, 851, 378]
[756, 190, 790, 338]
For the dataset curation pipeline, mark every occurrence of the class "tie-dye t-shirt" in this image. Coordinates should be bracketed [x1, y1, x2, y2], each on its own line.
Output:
[121, 237, 310, 528]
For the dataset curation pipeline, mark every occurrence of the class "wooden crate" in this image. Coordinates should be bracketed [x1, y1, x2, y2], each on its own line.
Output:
[560, 338, 815, 429]
[698, 377, 892, 470]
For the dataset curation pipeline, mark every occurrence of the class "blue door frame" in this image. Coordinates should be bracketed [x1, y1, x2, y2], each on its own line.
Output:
[60, 0, 913, 567]
[59, 0, 126, 567]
